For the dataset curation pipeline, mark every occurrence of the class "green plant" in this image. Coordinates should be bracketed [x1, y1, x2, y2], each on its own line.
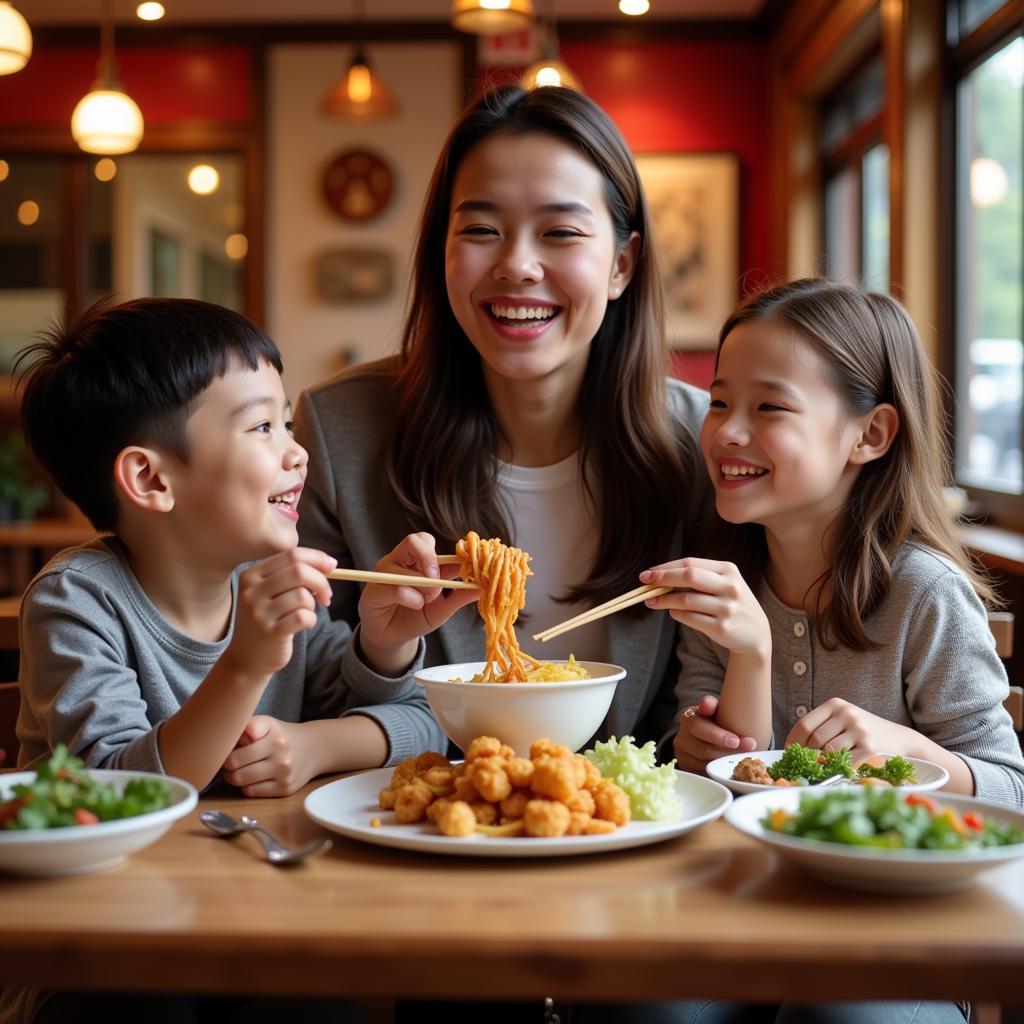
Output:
[0, 432, 47, 521]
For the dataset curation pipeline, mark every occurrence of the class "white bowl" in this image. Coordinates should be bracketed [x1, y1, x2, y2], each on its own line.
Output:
[415, 661, 625, 756]
[0, 769, 198, 877]
[707, 749, 949, 796]
[725, 787, 1024, 894]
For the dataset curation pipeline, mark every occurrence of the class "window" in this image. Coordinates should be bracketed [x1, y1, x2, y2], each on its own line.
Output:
[821, 57, 890, 291]
[950, 13, 1024, 518]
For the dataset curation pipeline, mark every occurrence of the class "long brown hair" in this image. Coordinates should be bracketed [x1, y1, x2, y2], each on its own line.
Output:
[707, 278, 996, 650]
[387, 84, 691, 606]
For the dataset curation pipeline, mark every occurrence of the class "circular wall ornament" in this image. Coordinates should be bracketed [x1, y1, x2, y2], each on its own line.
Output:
[322, 148, 393, 222]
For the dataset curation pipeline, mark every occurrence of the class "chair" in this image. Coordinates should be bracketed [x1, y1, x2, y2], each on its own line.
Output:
[989, 611, 1023, 730]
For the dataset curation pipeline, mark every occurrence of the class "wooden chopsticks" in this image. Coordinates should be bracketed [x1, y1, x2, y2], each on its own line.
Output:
[326, 569, 476, 590]
[532, 584, 672, 643]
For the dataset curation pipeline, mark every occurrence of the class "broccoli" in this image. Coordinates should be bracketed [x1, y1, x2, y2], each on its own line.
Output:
[857, 754, 917, 787]
[768, 743, 824, 783]
[819, 747, 855, 780]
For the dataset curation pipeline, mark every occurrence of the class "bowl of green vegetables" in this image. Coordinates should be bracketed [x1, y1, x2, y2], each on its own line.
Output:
[707, 743, 949, 796]
[0, 745, 197, 876]
[725, 785, 1024, 893]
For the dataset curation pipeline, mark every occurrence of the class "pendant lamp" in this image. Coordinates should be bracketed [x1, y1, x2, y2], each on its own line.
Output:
[321, 0, 398, 121]
[450, 0, 535, 36]
[0, 3, 31, 75]
[521, 10, 581, 92]
[71, 0, 144, 154]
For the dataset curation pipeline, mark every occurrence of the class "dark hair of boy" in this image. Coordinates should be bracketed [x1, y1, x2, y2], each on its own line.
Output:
[16, 297, 283, 533]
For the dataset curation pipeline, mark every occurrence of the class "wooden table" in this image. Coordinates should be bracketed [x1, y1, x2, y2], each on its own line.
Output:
[1, 779, 1023, 1004]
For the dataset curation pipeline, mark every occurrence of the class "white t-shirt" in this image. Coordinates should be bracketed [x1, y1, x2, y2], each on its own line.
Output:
[495, 452, 608, 665]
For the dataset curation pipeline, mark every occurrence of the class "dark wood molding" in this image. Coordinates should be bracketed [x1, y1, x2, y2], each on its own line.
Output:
[245, 45, 267, 328]
[948, 0, 1024, 70]
[882, 0, 906, 298]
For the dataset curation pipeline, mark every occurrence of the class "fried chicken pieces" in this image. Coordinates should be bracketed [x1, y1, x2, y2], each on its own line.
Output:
[378, 736, 631, 839]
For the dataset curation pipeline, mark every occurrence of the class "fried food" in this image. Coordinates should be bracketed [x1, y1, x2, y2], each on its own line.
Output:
[376, 735, 633, 840]
[732, 756, 774, 786]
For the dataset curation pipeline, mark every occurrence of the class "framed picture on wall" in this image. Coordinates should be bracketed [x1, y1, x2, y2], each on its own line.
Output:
[635, 152, 740, 349]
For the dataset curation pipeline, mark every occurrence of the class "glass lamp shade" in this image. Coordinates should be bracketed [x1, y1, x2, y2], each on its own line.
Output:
[521, 58, 582, 92]
[321, 58, 399, 120]
[450, 0, 535, 35]
[0, 2, 32, 75]
[71, 87, 144, 154]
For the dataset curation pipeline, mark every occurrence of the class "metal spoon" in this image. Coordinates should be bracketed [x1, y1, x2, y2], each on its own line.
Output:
[199, 809, 332, 866]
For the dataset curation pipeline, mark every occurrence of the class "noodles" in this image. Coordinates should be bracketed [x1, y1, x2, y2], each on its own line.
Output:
[455, 531, 590, 684]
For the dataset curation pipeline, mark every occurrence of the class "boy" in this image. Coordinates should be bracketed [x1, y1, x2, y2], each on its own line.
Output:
[13, 297, 457, 795]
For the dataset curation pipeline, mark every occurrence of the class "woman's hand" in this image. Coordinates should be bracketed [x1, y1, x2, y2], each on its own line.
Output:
[641, 558, 770, 657]
[784, 698, 920, 765]
[673, 694, 758, 773]
[357, 532, 479, 675]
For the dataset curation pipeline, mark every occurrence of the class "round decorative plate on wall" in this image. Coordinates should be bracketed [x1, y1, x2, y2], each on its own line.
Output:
[322, 148, 394, 222]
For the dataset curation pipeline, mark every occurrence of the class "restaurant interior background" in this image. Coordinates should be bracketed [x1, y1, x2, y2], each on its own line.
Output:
[0, 0, 1021, 732]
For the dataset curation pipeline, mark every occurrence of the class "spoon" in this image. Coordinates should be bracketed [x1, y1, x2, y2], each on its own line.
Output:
[199, 810, 332, 866]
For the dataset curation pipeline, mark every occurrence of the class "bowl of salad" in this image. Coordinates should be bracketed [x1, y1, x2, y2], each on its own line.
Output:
[707, 743, 949, 796]
[0, 746, 197, 876]
[725, 785, 1024, 893]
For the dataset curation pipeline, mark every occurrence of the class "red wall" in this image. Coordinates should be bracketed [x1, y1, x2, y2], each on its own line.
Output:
[0, 46, 251, 126]
[561, 39, 773, 389]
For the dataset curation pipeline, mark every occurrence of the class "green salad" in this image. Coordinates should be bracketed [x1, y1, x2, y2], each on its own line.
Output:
[584, 735, 681, 820]
[767, 742, 916, 787]
[763, 787, 1024, 851]
[0, 745, 172, 831]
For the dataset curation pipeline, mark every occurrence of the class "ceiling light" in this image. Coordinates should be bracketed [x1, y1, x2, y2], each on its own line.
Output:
[970, 157, 1008, 208]
[17, 199, 38, 226]
[225, 234, 248, 260]
[521, 15, 581, 92]
[0, 2, 32, 75]
[450, 0, 535, 36]
[0, 159, 8, 182]
[619, 0, 650, 14]
[94, 157, 117, 181]
[136, 2, 165, 20]
[188, 163, 219, 195]
[321, 48, 399, 120]
[71, 1, 144, 154]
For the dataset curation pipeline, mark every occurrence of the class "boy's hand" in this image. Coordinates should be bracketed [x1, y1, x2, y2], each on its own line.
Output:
[222, 716, 316, 797]
[358, 532, 479, 674]
[641, 558, 771, 657]
[673, 694, 758, 773]
[223, 548, 336, 680]
[785, 697, 918, 765]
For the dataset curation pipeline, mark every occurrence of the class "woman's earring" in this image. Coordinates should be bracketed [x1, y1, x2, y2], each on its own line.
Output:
[610, 286, 621, 298]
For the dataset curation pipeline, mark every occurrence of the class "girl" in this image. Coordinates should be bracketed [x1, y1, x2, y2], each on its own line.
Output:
[644, 278, 1024, 805]
[294, 83, 712, 757]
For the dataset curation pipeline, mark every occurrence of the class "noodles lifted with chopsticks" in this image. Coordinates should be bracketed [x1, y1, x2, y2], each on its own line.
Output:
[455, 531, 590, 683]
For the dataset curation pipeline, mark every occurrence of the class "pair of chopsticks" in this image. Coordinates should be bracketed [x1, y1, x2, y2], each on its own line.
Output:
[326, 554, 477, 590]
[532, 584, 672, 643]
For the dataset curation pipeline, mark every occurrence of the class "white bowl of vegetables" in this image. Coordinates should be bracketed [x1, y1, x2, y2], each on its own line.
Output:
[726, 786, 1024, 894]
[0, 746, 197, 876]
[707, 743, 949, 796]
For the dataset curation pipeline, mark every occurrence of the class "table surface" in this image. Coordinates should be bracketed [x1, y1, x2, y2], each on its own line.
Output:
[2, 776, 1024, 1004]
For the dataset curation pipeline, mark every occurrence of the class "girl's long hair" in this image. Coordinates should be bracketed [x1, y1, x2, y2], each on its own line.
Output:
[387, 84, 691, 607]
[706, 278, 996, 650]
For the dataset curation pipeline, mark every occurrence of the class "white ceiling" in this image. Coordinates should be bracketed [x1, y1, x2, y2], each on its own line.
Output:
[19, 0, 768, 26]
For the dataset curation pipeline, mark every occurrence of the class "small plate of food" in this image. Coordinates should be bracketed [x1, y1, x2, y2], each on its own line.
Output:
[707, 743, 949, 795]
[725, 785, 1024, 893]
[0, 745, 197, 876]
[305, 735, 732, 858]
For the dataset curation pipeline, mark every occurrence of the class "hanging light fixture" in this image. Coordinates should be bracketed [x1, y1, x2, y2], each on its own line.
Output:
[521, 5, 581, 92]
[450, 0, 535, 36]
[321, 0, 398, 121]
[71, 0, 144, 155]
[0, 3, 32, 75]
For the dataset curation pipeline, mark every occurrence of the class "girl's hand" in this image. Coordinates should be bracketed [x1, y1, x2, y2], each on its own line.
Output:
[673, 694, 759, 773]
[784, 698, 920, 764]
[224, 548, 336, 679]
[641, 558, 770, 657]
[222, 716, 315, 797]
[357, 532, 479, 673]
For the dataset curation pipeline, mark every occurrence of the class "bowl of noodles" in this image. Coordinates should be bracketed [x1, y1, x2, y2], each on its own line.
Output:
[416, 660, 626, 757]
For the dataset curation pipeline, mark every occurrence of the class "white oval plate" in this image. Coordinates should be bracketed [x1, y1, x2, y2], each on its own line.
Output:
[305, 765, 731, 858]
[0, 769, 198, 877]
[707, 750, 949, 796]
[725, 787, 1024, 894]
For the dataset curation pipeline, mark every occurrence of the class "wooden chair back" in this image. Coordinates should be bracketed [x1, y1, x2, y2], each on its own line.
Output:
[990, 611, 1022, 731]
